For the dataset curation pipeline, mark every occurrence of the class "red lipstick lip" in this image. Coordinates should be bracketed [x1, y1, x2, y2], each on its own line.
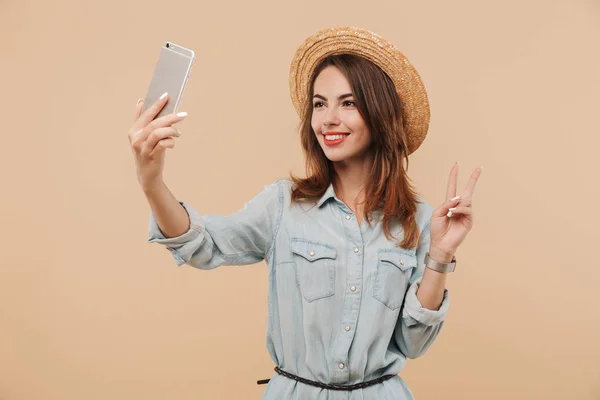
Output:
[323, 132, 350, 146]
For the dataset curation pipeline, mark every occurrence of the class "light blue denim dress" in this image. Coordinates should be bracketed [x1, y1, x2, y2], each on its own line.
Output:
[148, 178, 449, 400]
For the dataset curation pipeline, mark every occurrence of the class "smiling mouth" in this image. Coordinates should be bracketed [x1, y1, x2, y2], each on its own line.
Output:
[324, 134, 348, 140]
[323, 133, 350, 146]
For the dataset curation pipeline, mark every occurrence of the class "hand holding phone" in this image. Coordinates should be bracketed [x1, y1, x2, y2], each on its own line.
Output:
[141, 41, 195, 119]
[127, 41, 195, 191]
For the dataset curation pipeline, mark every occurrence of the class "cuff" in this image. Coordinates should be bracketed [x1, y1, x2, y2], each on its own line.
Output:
[402, 278, 450, 327]
[147, 201, 205, 266]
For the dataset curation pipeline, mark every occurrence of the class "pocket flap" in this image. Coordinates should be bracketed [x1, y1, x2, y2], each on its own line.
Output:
[378, 250, 416, 271]
[291, 238, 337, 261]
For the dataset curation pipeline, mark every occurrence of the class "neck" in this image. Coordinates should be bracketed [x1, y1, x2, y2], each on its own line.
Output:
[331, 152, 374, 209]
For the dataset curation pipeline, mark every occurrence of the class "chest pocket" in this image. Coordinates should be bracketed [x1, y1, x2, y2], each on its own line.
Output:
[291, 238, 337, 302]
[372, 249, 417, 310]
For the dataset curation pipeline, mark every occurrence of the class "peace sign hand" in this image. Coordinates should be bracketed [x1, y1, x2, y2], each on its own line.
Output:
[429, 163, 483, 260]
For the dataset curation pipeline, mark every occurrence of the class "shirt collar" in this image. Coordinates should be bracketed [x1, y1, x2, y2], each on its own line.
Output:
[315, 183, 385, 222]
[316, 182, 338, 208]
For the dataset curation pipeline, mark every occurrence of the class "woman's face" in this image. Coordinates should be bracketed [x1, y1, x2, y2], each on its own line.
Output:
[311, 66, 372, 164]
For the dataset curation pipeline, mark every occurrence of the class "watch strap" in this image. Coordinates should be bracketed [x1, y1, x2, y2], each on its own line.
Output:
[424, 252, 457, 273]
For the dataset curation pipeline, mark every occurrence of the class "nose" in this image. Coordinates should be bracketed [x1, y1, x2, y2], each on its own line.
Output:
[322, 107, 340, 128]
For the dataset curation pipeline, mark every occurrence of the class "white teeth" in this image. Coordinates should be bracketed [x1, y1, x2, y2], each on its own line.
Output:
[325, 134, 347, 140]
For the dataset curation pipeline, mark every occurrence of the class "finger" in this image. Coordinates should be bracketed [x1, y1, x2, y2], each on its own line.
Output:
[134, 98, 144, 121]
[141, 126, 181, 153]
[445, 162, 459, 201]
[133, 92, 170, 130]
[460, 166, 483, 198]
[132, 112, 187, 144]
[446, 206, 473, 218]
[148, 111, 187, 133]
[456, 195, 472, 207]
[150, 137, 175, 155]
[433, 195, 463, 218]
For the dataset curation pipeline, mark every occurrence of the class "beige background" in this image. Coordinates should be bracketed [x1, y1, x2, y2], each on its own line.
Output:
[1, 0, 599, 398]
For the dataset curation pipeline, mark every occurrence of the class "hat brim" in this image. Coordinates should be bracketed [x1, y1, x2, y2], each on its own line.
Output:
[289, 26, 430, 156]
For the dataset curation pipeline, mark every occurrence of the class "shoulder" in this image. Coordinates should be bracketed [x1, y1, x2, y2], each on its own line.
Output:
[274, 177, 293, 189]
[268, 178, 294, 197]
[251, 178, 293, 205]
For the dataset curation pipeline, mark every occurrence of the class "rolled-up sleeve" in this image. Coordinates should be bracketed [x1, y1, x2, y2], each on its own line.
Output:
[402, 278, 449, 327]
[394, 220, 450, 359]
[147, 180, 284, 269]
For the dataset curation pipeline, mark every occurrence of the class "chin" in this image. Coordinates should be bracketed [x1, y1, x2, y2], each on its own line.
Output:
[322, 149, 357, 163]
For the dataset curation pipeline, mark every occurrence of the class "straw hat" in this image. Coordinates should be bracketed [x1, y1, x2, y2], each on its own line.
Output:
[289, 26, 430, 156]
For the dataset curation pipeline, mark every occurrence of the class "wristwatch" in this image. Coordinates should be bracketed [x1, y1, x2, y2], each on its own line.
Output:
[424, 252, 457, 273]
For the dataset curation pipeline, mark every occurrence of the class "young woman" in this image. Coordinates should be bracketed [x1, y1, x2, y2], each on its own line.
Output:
[128, 26, 482, 400]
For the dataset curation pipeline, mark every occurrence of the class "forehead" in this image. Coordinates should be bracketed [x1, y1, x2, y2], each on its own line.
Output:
[313, 66, 351, 92]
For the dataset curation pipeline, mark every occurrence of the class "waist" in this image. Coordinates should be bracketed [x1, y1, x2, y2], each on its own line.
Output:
[257, 366, 397, 391]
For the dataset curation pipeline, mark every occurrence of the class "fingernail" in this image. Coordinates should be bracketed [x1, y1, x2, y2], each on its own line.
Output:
[176, 129, 182, 135]
[176, 111, 187, 118]
[446, 211, 453, 218]
[137, 98, 143, 105]
[480, 165, 484, 171]
[160, 92, 168, 100]
[450, 196, 461, 201]
[449, 207, 457, 211]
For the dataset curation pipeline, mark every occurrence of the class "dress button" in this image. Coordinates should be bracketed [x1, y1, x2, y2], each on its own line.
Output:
[350, 286, 356, 292]
[400, 260, 404, 265]
[354, 248, 359, 253]
[345, 325, 351, 331]
[345, 215, 351, 220]
[309, 251, 315, 257]
[339, 363, 345, 369]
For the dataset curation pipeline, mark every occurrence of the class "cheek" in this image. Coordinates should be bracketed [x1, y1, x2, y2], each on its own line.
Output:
[311, 116, 321, 132]
[348, 116, 368, 135]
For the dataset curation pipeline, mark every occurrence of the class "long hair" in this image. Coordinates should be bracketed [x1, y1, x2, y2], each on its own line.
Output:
[289, 54, 422, 250]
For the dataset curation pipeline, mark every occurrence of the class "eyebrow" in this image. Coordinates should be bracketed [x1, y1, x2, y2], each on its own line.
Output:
[312, 93, 354, 101]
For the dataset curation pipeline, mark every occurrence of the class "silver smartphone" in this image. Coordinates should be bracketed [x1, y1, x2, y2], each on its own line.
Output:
[141, 41, 196, 119]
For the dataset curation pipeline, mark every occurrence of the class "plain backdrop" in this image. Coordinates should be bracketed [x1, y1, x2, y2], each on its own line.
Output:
[1, 0, 599, 398]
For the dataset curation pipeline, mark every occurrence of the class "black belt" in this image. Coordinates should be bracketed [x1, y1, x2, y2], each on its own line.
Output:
[257, 366, 396, 391]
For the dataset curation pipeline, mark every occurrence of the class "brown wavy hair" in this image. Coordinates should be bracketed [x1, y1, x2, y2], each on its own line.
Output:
[289, 54, 423, 250]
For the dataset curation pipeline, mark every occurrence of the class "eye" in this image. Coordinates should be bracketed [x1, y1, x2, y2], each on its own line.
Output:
[313, 100, 355, 108]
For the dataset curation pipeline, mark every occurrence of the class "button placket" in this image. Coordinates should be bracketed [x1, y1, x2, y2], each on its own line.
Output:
[333, 206, 361, 382]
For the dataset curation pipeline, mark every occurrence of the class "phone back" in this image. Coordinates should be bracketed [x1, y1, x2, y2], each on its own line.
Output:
[141, 42, 195, 119]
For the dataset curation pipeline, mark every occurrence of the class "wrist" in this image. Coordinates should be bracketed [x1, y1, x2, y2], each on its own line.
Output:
[142, 178, 166, 194]
[428, 247, 455, 263]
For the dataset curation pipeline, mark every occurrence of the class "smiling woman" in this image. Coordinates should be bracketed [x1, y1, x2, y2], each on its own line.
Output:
[141, 26, 481, 400]
[290, 53, 422, 248]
